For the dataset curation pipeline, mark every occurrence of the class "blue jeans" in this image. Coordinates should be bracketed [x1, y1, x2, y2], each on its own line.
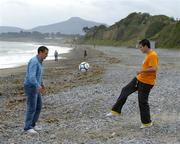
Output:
[24, 85, 42, 131]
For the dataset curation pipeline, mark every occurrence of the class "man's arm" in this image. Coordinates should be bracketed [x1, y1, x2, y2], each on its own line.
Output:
[29, 62, 44, 93]
[138, 54, 158, 75]
[29, 63, 41, 88]
[137, 67, 157, 75]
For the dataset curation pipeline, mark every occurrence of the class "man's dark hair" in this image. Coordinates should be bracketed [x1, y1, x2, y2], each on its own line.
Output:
[139, 39, 151, 48]
[38, 46, 48, 54]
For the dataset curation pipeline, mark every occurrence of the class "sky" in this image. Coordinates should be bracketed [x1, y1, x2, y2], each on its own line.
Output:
[0, 0, 179, 29]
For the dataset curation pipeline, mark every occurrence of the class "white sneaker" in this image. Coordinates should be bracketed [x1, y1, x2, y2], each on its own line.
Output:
[33, 126, 42, 131]
[106, 112, 113, 117]
[26, 129, 38, 134]
[140, 122, 153, 129]
[106, 111, 121, 117]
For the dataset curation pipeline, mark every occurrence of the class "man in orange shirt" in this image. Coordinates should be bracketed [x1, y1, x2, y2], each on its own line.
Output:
[106, 39, 158, 128]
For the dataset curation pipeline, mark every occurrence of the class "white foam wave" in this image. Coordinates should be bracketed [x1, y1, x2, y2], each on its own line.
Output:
[0, 41, 72, 69]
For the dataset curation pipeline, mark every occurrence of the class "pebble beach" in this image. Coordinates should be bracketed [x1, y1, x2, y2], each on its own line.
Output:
[0, 45, 180, 144]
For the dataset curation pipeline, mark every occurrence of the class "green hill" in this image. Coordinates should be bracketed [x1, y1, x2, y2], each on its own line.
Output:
[83, 12, 179, 48]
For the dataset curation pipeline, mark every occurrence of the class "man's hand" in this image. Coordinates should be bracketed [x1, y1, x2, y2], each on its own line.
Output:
[41, 85, 45, 91]
[38, 86, 45, 93]
[137, 67, 157, 75]
[137, 71, 142, 75]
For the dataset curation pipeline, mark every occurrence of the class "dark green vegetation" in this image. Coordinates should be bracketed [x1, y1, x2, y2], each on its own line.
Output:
[83, 12, 180, 48]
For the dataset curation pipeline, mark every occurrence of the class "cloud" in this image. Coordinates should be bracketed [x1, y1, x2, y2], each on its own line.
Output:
[0, 0, 179, 28]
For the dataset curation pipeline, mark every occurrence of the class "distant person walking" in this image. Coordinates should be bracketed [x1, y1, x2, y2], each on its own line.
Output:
[24, 46, 48, 134]
[54, 50, 58, 61]
[106, 39, 158, 128]
[84, 50, 87, 59]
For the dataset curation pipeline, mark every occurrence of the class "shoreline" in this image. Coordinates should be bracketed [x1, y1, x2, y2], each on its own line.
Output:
[0, 44, 115, 97]
[0, 40, 74, 72]
[0, 53, 70, 77]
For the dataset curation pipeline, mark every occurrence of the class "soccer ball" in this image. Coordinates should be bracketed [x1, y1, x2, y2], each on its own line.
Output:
[79, 62, 90, 72]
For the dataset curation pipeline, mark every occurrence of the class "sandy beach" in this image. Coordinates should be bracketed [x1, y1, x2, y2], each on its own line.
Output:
[0, 45, 180, 144]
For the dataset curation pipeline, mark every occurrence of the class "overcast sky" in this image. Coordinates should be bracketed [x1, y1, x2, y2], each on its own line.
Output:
[0, 0, 179, 29]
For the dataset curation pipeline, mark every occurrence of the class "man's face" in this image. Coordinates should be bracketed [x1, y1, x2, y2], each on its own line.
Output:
[139, 44, 148, 53]
[40, 50, 48, 60]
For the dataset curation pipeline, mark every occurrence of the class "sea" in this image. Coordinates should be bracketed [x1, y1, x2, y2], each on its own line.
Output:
[0, 41, 72, 69]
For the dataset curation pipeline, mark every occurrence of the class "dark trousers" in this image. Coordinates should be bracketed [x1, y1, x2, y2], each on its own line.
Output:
[112, 77, 153, 124]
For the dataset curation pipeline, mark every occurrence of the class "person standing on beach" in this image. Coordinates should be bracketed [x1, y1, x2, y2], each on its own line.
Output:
[106, 39, 158, 129]
[84, 50, 87, 59]
[54, 50, 58, 61]
[24, 46, 48, 134]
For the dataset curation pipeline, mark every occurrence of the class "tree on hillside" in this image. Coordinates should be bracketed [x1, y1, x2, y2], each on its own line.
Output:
[83, 27, 91, 33]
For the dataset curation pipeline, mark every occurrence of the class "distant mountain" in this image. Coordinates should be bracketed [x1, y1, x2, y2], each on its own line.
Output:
[29, 17, 104, 35]
[84, 12, 179, 48]
[0, 26, 23, 33]
[0, 17, 104, 35]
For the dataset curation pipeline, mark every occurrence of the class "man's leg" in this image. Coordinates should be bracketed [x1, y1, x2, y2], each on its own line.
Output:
[138, 82, 153, 124]
[32, 93, 42, 127]
[24, 86, 38, 131]
[112, 77, 138, 113]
